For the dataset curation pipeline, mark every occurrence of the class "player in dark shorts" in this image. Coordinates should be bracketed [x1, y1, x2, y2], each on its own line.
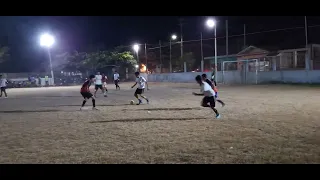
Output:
[80, 75, 98, 110]
[131, 72, 149, 105]
[202, 74, 225, 107]
[193, 75, 220, 119]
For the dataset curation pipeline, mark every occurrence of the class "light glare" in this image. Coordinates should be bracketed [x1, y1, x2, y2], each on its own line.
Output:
[40, 33, 55, 48]
[206, 19, 216, 28]
[171, 34, 177, 40]
[133, 44, 139, 52]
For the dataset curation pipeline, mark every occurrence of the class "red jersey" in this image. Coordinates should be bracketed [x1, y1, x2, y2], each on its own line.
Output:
[80, 80, 91, 93]
[102, 76, 107, 82]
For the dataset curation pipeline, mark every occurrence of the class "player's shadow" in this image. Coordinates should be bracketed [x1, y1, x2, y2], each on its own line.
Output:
[122, 107, 202, 111]
[55, 104, 130, 107]
[90, 117, 209, 123]
[0, 109, 61, 113]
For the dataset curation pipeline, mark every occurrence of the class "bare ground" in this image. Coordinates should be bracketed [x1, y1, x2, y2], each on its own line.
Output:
[0, 82, 319, 164]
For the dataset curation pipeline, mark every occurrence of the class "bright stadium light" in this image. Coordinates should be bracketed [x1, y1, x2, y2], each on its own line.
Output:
[40, 33, 55, 48]
[133, 44, 140, 53]
[171, 34, 177, 40]
[206, 19, 216, 29]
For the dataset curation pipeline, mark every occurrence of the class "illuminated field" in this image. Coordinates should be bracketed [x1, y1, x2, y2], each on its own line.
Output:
[0, 83, 319, 163]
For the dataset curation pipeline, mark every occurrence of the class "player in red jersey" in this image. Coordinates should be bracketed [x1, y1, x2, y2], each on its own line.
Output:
[80, 75, 98, 110]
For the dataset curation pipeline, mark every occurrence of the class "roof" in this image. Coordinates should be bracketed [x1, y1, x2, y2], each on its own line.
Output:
[237, 45, 269, 56]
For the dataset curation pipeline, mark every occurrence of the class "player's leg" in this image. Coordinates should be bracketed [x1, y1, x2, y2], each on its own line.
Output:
[90, 95, 98, 110]
[209, 96, 220, 118]
[3, 87, 7, 97]
[215, 92, 225, 107]
[139, 89, 149, 104]
[115, 80, 120, 90]
[94, 85, 99, 97]
[134, 89, 143, 105]
[80, 93, 88, 110]
[0, 87, 3, 97]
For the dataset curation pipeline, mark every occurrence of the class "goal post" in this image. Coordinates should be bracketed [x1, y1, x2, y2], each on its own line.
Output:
[222, 59, 258, 85]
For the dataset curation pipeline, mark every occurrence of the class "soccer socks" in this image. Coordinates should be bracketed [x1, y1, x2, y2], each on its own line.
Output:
[92, 99, 96, 107]
[81, 100, 87, 107]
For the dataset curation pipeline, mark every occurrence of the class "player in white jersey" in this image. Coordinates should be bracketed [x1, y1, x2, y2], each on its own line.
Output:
[131, 72, 149, 105]
[94, 72, 103, 97]
[0, 75, 8, 98]
[192, 75, 220, 119]
[113, 71, 120, 90]
[102, 73, 108, 97]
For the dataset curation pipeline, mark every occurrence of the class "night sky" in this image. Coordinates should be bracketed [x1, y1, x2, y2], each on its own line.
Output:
[1, 16, 320, 72]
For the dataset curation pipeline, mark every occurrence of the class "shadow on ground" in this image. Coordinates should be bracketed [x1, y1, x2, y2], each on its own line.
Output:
[90, 117, 209, 123]
[122, 107, 202, 111]
[0, 109, 62, 113]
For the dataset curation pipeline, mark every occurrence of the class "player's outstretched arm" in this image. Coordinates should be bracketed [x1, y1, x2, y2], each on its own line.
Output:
[192, 92, 204, 96]
[131, 82, 137, 88]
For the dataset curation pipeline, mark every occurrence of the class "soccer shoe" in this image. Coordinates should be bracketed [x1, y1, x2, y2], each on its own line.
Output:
[92, 107, 99, 110]
[136, 99, 142, 105]
[216, 114, 221, 119]
[146, 98, 149, 104]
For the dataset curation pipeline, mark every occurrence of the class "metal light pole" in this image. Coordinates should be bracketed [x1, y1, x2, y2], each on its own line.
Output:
[40, 33, 55, 85]
[48, 49, 54, 84]
[144, 43, 148, 73]
[170, 34, 177, 73]
[200, 32, 204, 72]
[206, 18, 218, 83]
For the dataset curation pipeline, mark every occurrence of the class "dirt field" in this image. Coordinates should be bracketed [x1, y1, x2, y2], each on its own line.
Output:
[0, 82, 319, 164]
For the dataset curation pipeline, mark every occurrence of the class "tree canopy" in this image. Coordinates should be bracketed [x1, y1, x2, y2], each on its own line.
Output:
[0, 46, 10, 64]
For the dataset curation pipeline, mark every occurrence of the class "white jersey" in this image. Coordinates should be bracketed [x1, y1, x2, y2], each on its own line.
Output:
[0, 78, 7, 87]
[135, 76, 147, 89]
[95, 75, 102, 85]
[201, 82, 216, 97]
[114, 73, 119, 80]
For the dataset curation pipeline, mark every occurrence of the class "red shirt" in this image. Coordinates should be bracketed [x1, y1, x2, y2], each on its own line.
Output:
[102, 76, 107, 82]
[80, 80, 91, 93]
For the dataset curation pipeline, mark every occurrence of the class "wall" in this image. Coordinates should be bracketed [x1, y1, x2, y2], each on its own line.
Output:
[147, 72, 223, 83]
[147, 70, 320, 84]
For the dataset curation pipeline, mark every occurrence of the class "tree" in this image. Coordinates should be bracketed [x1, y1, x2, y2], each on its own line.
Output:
[0, 46, 10, 64]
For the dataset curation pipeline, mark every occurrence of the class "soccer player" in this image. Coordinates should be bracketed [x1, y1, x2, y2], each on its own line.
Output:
[102, 73, 108, 96]
[131, 72, 149, 105]
[0, 75, 8, 98]
[202, 74, 225, 107]
[113, 71, 120, 90]
[193, 75, 221, 119]
[80, 75, 98, 110]
[94, 72, 103, 97]
[211, 71, 217, 86]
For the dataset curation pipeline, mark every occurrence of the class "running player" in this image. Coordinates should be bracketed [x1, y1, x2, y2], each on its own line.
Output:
[193, 75, 221, 119]
[202, 74, 225, 107]
[102, 73, 108, 97]
[211, 71, 217, 86]
[113, 71, 120, 90]
[94, 72, 103, 97]
[80, 75, 98, 110]
[0, 75, 8, 98]
[131, 72, 149, 105]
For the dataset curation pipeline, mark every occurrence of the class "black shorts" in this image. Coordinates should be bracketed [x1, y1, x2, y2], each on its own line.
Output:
[1, 87, 6, 92]
[81, 92, 93, 99]
[114, 80, 119, 85]
[135, 88, 144, 95]
[95, 84, 103, 90]
[202, 96, 216, 107]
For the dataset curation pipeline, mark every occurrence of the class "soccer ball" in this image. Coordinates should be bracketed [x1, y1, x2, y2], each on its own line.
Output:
[130, 100, 134, 105]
